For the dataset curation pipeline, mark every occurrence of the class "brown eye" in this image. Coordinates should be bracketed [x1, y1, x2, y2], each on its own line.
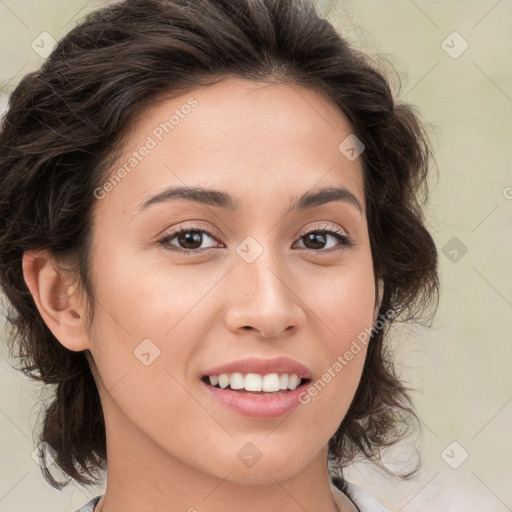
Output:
[158, 225, 221, 254]
[157, 224, 353, 256]
[175, 230, 205, 250]
[295, 228, 353, 253]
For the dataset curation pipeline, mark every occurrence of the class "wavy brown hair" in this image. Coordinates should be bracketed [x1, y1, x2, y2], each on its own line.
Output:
[0, 0, 439, 490]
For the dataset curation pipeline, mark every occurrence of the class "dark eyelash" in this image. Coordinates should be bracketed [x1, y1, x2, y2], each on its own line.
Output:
[157, 224, 220, 255]
[157, 224, 353, 255]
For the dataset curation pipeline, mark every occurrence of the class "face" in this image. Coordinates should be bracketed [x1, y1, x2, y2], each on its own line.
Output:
[60, 77, 380, 485]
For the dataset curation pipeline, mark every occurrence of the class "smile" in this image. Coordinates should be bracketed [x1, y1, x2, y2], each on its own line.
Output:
[200, 373, 312, 418]
[202, 372, 307, 393]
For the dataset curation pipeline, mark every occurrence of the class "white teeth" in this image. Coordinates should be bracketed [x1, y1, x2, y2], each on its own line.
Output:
[218, 374, 230, 389]
[287, 374, 301, 390]
[262, 373, 280, 392]
[229, 372, 244, 389]
[244, 373, 262, 391]
[207, 372, 304, 392]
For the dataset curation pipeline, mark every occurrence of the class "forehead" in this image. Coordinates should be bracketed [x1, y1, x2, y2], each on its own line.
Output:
[94, 76, 365, 221]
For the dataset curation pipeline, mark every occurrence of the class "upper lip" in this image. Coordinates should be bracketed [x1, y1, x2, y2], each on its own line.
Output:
[203, 356, 312, 380]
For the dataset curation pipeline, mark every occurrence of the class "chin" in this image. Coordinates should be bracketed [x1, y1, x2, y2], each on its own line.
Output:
[221, 451, 308, 486]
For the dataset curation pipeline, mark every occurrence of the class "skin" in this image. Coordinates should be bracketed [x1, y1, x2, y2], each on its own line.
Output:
[23, 77, 383, 512]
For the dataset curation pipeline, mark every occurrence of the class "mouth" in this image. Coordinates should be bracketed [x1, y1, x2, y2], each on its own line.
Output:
[199, 371, 313, 418]
[200, 373, 312, 395]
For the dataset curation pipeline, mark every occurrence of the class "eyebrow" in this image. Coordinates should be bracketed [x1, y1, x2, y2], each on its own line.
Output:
[135, 184, 364, 216]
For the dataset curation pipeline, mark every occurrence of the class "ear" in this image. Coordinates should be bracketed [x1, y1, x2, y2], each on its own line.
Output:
[22, 248, 91, 352]
[373, 277, 384, 324]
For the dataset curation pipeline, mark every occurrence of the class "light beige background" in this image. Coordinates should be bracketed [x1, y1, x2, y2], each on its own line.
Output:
[1, 1, 511, 511]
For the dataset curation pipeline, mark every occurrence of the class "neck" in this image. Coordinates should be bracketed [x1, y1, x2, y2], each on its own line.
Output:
[93, 404, 353, 512]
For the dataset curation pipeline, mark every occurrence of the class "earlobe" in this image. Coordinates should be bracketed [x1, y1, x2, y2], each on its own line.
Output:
[22, 249, 91, 352]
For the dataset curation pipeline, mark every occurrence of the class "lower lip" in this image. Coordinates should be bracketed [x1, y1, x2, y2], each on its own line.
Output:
[199, 379, 310, 419]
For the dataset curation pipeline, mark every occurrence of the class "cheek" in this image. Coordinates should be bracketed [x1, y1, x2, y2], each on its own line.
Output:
[297, 261, 376, 414]
[87, 270, 198, 399]
[86, 242, 223, 424]
[89, 232, 205, 338]
[302, 259, 377, 346]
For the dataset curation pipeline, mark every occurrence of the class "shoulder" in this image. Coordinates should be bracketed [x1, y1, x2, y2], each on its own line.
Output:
[74, 495, 102, 512]
[331, 476, 390, 512]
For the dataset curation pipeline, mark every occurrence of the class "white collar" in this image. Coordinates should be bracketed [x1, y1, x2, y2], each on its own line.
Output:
[343, 480, 390, 512]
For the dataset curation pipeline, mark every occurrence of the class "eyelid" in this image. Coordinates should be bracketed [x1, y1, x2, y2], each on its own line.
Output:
[159, 221, 350, 240]
[156, 222, 223, 253]
[298, 222, 349, 238]
[157, 221, 352, 254]
[158, 222, 222, 242]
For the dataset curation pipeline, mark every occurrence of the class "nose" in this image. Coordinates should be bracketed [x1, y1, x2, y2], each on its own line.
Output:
[223, 247, 306, 339]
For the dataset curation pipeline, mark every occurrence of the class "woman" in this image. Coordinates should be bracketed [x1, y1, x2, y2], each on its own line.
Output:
[0, 0, 439, 510]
